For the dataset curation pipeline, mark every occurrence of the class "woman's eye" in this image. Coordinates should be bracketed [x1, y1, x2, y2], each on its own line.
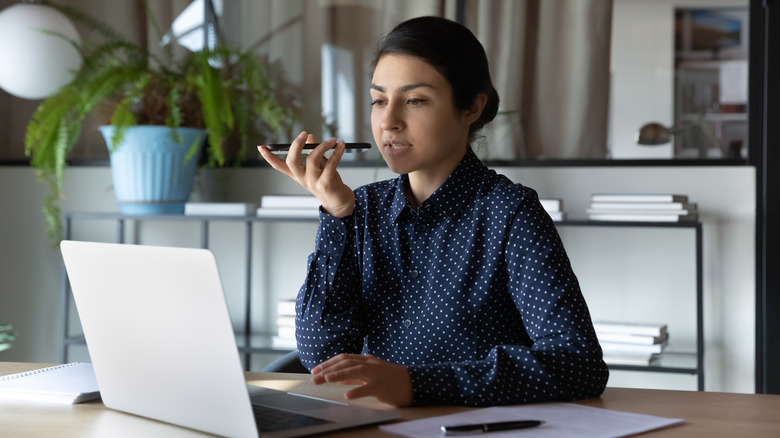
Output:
[407, 98, 424, 106]
[370, 99, 386, 106]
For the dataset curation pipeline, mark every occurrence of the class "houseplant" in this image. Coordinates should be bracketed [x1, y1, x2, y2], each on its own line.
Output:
[24, 1, 311, 244]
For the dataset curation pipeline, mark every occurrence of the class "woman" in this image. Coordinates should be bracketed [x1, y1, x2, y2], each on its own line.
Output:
[258, 16, 608, 407]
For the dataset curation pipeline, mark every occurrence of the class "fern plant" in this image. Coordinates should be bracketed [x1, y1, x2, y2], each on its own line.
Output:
[24, 1, 309, 244]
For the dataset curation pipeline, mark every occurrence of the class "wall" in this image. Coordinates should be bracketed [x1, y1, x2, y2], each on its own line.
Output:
[0, 162, 755, 393]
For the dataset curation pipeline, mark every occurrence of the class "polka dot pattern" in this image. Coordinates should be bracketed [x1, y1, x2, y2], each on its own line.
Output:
[296, 148, 608, 406]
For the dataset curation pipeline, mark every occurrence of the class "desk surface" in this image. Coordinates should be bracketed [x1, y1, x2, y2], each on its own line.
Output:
[2, 362, 780, 437]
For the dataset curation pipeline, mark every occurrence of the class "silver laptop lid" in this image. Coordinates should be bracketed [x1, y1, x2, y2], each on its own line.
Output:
[61, 240, 258, 438]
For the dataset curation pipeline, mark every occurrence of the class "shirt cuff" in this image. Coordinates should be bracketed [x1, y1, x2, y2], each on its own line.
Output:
[407, 363, 460, 406]
[315, 209, 353, 256]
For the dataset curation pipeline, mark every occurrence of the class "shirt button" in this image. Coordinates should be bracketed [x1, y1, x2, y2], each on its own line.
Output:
[410, 269, 419, 278]
[415, 223, 426, 233]
[403, 319, 412, 328]
[332, 233, 343, 242]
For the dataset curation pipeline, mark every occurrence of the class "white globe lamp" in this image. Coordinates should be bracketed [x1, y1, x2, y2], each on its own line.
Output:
[0, 2, 82, 99]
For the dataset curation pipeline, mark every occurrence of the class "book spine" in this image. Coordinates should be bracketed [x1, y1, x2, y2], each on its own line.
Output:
[591, 194, 687, 203]
[600, 342, 666, 354]
[589, 202, 694, 210]
[184, 203, 255, 216]
[593, 322, 666, 337]
[260, 196, 320, 209]
[256, 208, 320, 218]
[539, 198, 563, 212]
[586, 209, 695, 216]
[588, 213, 696, 222]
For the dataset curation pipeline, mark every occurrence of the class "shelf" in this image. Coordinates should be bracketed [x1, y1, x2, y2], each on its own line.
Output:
[61, 212, 704, 389]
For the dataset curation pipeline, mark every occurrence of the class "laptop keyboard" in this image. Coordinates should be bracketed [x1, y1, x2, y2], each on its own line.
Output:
[253, 403, 332, 432]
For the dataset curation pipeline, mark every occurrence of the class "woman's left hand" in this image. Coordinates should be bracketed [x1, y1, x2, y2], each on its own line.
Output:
[310, 354, 413, 407]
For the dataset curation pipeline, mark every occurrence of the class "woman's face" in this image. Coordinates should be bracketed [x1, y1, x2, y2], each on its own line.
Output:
[370, 54, 474, 180]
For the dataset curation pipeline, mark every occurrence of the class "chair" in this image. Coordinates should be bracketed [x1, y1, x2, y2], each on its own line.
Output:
[262, 350, 309, 373]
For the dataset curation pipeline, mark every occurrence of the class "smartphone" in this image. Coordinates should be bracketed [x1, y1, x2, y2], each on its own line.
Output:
[265, 142, 371, 154]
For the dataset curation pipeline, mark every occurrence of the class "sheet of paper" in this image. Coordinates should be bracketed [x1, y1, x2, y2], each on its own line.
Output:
[380, 402, 683, 438]
[719, 60, 748, 104]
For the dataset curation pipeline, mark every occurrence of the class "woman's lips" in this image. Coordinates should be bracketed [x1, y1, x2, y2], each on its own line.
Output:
[385, 141, 411, 150]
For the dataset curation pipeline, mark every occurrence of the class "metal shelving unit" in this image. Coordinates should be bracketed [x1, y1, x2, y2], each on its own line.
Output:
[60, 214, 703, 389]
[559, 220, 704, 391]
[60, 212, 315, 370]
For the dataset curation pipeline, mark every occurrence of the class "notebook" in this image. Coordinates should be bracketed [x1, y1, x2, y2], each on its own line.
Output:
[60, 240, 400, 438]
[0, 362, 100, 404]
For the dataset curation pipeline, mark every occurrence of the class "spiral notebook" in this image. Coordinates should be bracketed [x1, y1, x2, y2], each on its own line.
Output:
[0, 362, 100, 404]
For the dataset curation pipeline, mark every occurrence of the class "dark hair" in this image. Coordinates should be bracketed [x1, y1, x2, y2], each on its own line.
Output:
[370, 16, 500, 143]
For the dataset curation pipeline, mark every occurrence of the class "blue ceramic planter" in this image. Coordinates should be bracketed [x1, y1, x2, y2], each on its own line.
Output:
[99, 126, 206, 215]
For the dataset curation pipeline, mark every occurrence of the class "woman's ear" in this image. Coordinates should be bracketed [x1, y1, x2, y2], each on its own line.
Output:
[463, 93, 488, 125]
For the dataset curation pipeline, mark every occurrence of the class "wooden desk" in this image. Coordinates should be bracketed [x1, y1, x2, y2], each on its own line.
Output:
[3, 362, 780, 437]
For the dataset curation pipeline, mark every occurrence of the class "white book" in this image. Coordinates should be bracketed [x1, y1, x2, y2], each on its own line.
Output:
[276, 325, 296, 340]
[593, 321, 667, 337]
[540, 198, 563, 212]
[0, 363, 100, 404]
[597, 331, 669, 345]
[591, 194, 688, 203]
[277, 300, 296, 317]
[588, 213, 697, 222]
[600, 341, 667, 355]
[271, 336, 297, 349]
[587, 208, 696, 216]
[547, 211, 567, 222]
[260, 195, 320, 209]
[256, 207, 320, 218]
[184, 202, 256, 216]
[276, 316, 295, 327]
[603, 354, 662, 366]
[589, 202, 696, 211]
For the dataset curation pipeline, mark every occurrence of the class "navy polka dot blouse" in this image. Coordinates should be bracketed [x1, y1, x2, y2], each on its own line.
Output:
[296, 148, 608, 406]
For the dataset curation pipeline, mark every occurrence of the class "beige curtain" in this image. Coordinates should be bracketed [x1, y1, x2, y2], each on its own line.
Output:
[459, 0, 613, 160]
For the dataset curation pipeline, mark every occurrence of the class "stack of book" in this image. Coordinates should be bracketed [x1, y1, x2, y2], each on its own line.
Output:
[593, 321, 669, 366]
[272, 299, 297, 349]
[256, 195, 320, 218]
[540, 198, 566, 222]
[587, 194, 698, 222]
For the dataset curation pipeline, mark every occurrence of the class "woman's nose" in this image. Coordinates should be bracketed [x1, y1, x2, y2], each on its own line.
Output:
[380, 102, 403, 131]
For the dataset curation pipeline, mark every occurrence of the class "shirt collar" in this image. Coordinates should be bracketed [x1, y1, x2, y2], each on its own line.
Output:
[390, 147, 485, 222]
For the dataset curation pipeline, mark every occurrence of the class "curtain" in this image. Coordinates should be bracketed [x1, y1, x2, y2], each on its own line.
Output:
[460, 0, 613, 160]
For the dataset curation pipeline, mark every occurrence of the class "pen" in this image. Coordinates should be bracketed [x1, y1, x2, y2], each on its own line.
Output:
[441, 419, 544, 435]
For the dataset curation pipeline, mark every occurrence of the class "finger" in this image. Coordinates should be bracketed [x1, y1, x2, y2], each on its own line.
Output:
[313, 353, 362, 375]
[286, 131, 308, 181]
[320, 361, 383, 385]
[344, 382, 378, 400]
[257, 145, 294, 178]
[306, 133, 317, 143]
[321, 140, 346, 179]
[306, 138, 337, 168]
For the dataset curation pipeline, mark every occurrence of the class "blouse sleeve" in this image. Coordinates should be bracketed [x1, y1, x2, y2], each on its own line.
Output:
[295, 210, 365, 370]
[406, 197, 609, 406]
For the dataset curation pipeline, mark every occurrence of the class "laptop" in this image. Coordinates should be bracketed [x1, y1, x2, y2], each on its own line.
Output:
[60, 240, 401, 438]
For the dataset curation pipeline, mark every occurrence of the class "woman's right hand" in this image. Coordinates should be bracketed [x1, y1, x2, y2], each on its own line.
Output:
[258, 131, 355, 218]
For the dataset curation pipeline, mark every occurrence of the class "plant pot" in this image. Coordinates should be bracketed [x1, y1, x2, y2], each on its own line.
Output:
[99, 125, 206, 215]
